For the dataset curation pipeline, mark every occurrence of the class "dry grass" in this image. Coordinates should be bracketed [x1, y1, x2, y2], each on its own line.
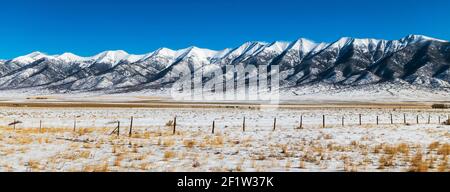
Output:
[378, 155, 395, 169]
[429, 142, 440, 151]
[79, 151, 91, 159]
[408, 152, 429, 172]
[76, 128, 94, 135]
[114, 153, 125, 167]
[183, 139, 196, 148]
[0, 107, 448, 172]
[163, 151, 176, 160]
[27, 160, 41, 171]
[299, 160, 305, 169]
[162, 138, 176, 147]
[82, 162, 110, 172]
[437, 156, 448, 172]
[397, 143, 410, 155]
[437, 143, 450, 156]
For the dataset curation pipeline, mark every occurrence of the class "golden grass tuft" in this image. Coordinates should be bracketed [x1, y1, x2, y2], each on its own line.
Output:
[77, 128, 94, 135]
[437, 143, 449, 156]
[378, 155, 395, 169]
[82, 162, 109, 172]
[27, 160, 41, 171]
[114, 153, 125, 167]
[437, 156, 448, 172]
[79, 151, 91, 159]
[163, 138, 176, 147]
[163, 151, 176, 160]
[408, 152, 429, 172]
[183, 139, 196, 148]
[429, 141, 440, 151]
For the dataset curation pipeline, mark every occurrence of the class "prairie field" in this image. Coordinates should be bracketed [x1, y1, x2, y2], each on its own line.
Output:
[0, 104, 448, 172]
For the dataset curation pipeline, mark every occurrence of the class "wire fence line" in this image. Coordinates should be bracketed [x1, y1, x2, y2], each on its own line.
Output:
[3, 112, 450, 135]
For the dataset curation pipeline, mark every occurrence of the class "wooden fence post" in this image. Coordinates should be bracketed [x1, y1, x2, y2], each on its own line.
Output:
[404, 114, 406, 124]
[243, 117, 246, 132]
[390, 114, 393, 124]
[359, 114, 362, 125]
[129, 116, 133, 137]
[273, 118, 277, 131]
[416, 115, 419, 124]
[342, 116, 344, 127]
[73, 117, 77, 132]
[322, 115, 325, 128]
[212, 120, 215, 134]
[299, 115, 303, 129]
[376, 116, 379, 125]
[117, 121, 120, 137]
[427, 115, 430, 124]
[173, 117, 177, 135]
[438, 116, 441, 124]
[39, 120, 42, 133]
[13, 119, 16, 130]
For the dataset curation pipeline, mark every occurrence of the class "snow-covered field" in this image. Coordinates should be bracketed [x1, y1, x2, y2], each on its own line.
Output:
[1, 80, 450, 103]
[0, 107, 448, 172]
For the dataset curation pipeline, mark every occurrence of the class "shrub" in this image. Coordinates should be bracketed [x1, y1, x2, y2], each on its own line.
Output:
[165, 120, 174, 127]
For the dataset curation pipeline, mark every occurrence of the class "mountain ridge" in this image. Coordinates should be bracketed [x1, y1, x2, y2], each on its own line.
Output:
[0, 35, 449, 96]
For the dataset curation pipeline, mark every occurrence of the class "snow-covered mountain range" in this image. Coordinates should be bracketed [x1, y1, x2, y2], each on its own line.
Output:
[0, 35, 449, 96]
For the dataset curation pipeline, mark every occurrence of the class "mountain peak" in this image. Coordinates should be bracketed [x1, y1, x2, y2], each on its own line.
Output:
[155, 47, 176, 55]
[99, 50, 129, 56]
[290, 38, 318, 53]
[176, 46, 221, 60]
[57, 52, 86, 62]
[328, 37, 354, 49]
[93, 50, 130, 65]
[229, 41, 268, 56]
[264, 41, 291, 53]
[12, 51, 52, 64]
[401, 34, 447, 43]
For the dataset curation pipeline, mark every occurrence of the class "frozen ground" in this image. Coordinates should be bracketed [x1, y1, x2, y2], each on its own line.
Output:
[1, 82, 450, 104]
[0, 107, 448, 172]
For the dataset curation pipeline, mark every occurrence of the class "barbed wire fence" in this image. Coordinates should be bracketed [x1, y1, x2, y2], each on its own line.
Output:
[3, 109, 450, 137]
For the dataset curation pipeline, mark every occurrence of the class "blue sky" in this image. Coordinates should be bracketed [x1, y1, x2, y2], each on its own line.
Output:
[0, 0, 449, 59]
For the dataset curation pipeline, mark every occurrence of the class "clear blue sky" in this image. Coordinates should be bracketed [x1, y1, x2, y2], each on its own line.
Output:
[1, 0, 449, 59]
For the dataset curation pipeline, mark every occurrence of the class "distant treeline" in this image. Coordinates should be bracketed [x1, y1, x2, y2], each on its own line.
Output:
[432, 104, 450, 109]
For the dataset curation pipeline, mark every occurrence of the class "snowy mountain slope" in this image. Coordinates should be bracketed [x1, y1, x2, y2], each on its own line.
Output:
[0, 35, 448, 96]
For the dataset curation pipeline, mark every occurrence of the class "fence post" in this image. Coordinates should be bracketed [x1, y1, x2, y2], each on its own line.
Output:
[342, 116, 344, 127]
[416, 115, 419, 124]
[243, 117, 246, 132]
[13, 119, 16, 130]
[73, 117, 77, 132]
[212, 120, 215, 134]
[299, 115, 303, 129]
[39, 120, 42, 133]
[322, 115, 325, 128]
[117, 121, 120, 137]
[404, 114, 406, 124]
[376, 116, 379, 125]
[273, 118, 277, 131]
[129, 116, 133, 137]
[173, 117, 177, 135]
[390, 114, 393, 124]
[438, 116, 441, 124]
[359, 114, 362, 125]
[428, 115, 430, 124]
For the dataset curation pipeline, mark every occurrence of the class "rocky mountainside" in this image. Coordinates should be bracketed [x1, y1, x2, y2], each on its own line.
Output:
[0, 35, 449, 94]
